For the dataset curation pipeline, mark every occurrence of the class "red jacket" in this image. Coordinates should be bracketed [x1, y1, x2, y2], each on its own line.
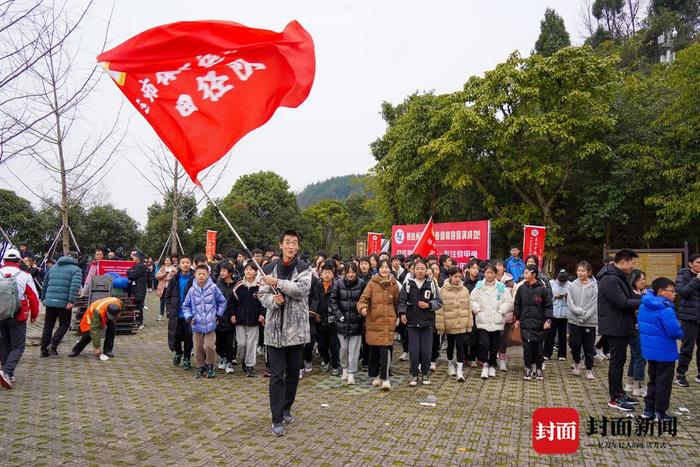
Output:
[0, 263, 40, 322]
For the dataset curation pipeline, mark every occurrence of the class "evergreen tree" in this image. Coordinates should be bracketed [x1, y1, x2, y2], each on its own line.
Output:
[534, 8, 571, 57]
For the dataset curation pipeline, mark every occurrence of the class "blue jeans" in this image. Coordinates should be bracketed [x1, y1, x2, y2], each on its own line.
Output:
[627, 331, 646, 381]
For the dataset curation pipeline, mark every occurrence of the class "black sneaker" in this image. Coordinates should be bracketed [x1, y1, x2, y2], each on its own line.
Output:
[641, 408, 655, 419]
[68, 351, 79, 357]
[40, 348, 49, 358]
[621, 393, 639, 405]
[104, 352, 115, 358]
[246, 367, 256, 378]
[608, 398, 635, 412]
[523, 368, 532, 381]
[282, 410, 294, 425]
[49, 345, 58, 356]
[206, 364, 216, 378]
[195, 367, 207, 378]
[331, 367, 340, 377]
[676, 373, 689, 387]
[173, 353, 182, 366]
[656, 412, 673, 422]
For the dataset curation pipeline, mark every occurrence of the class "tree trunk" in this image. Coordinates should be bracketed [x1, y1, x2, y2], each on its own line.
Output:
[542, 207, 555, 276]
[53, 89, 69, 255]
[170, 159, 179, 255]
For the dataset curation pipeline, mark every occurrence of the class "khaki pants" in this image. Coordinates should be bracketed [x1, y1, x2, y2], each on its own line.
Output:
[193, 331, 217, 367]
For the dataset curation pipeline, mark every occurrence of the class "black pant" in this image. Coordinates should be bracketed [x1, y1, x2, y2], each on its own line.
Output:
[134, 299, 145, 325]
[523, 339, 544, 370]
[267, 344, 303, 424]
[431, 330, 441, 362]
[446, 333, 466, 362]
[316, 329, 340, 369]
[159, 295, 167, 317]
[72, 321, 115, 354]
[397, 322, 409, 352]
[677, 320, 700, 375]
[568, 323, 595, 370]
[595, 335, 609, 353]
[215, 329, 236, 363]
[544, 317, 568, 359]
[408, 326, 432, 377]
[464, 325, 479, 362]
[173, 318, 193, 358]
[303, 335, 315, 364]
[368, 345, 392, 380]
[41, 307, 72, 350]
[607, 335, 630, 400]
[478, 330, 501, 367]
[645, 360, 675, 414]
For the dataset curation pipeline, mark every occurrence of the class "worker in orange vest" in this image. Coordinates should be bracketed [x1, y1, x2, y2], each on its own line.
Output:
[68, 297, 122, 359]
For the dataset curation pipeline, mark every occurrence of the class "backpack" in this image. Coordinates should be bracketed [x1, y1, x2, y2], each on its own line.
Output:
[0, 270, 22, 321]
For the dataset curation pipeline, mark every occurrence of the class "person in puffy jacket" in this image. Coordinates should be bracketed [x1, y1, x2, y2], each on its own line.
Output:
[215, 262, 238, 375]
[514, 264, 553, 382]
[357, 259, 399, 390]
[330, 262, 364, 385]
[40, 254, 82, 357]
[675, 254, 700, 387]
[436, 267, 471, 382]
[183, 265, 227, 379]
[127, 251, 148, 329]
[638, 277, 684, 421]
[309, 262, 340, 376]
[471, 263, 514, 380]
[231, 262, 265, 377]
[398, 258, 443, 387]
[566, 261, 598, 380]
[166, 256, 195, 370]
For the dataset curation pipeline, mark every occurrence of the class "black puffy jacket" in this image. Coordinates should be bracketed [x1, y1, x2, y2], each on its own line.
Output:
[464, 272, 484, 293]
[676, 268, 700, 322]
[398, 278, 443, 328]
[310, 278, 335, 332]
[216, 278, 236, 331]
[232, 279, 265, 327]
[514, 280, 553, 342]
[127, 261, 148, 301]
[597, 263, 640, 336]
[330, 277, 365, 337]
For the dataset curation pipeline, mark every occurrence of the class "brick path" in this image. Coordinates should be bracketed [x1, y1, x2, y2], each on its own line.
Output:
[1, 293, 699, 466]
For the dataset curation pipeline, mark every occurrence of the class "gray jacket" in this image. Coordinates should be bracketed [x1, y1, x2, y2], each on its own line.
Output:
[567, 278, 598, 327]
[259, 259, 312, 348]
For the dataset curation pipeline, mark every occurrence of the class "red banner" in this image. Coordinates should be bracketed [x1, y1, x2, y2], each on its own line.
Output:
[523, 225, 547, 268]
[206, 230, 218, 261]
[95, 260, 135, 277]
[367, 232, 383, 255]
[391, 220, 490, 268]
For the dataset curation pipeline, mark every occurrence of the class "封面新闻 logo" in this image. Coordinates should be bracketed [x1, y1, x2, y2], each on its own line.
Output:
[532, 407, 580, 454]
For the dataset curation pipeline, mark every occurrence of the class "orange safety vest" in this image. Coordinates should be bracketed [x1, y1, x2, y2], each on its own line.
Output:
[79, 297, 122, 334]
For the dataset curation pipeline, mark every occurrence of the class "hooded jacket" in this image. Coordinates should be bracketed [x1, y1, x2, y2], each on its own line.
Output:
[470, 279, 514, 332]
[566, 278, 598, 327]
[330, 276, 365, 337]
[398, 277, 443, 328]
[231, 278, 265, 327]
[41, 256, 82, 308]
[514, 280, 553, 342]
[216, 278, 237, 332]
[357, 274, 399, 346]
[183, 277, 227, 334]
[436, 281, 472, 334]
[676, 268, 700, 322]
[127, 260, 148, 301]
[597, 263, 640, 337]
[638, 291, 684, 362]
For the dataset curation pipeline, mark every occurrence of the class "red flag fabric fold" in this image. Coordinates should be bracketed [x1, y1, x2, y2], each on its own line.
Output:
[97, 20, 315, 184]
[411, 217, 437, 257]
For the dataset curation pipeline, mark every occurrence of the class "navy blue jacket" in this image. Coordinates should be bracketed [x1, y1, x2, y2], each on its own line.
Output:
[231, 279, 265, 327]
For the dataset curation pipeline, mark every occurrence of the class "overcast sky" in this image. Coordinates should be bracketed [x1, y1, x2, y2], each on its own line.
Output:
[4, 0, 588, 225]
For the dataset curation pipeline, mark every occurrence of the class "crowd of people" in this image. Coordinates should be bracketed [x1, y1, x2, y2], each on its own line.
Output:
[1, 232, 699, 438]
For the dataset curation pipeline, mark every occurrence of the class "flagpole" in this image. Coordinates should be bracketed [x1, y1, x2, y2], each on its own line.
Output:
[196, 185, 276, 290]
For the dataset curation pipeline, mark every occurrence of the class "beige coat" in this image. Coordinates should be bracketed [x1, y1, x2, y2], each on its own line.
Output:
[436, 282, 472, 335]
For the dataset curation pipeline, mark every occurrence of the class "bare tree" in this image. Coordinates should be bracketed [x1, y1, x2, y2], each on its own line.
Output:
[0, 0, 92, 164]
[5, 1, 125, 255]
[129, 143, 232, 255]
[579, 0, 599, 38]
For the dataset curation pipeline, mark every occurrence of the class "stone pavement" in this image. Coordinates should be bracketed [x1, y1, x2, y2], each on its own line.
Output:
[1, 293, 699, 466]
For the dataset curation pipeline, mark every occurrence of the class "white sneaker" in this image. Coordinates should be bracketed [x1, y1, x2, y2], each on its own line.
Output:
[409, 377, 418, 387]
[341, 369, 348, 382]
[347, 373, 355, 385]
[217, 358, 226, 370]
[456, 364, 465, 382]
[430, 361, 437, 371]
[422, 376, 431, 385]
[399, 352, 409, 361]
[498, 360, 507, 372]
[585, 370, 594, 380]
[372, 377, 381, 387]
[225, 363, 234, 374]
[447, 360, 456, 376]
[469, 360, 477, 368]
[480, 365, 489, 379]
[542, 361, 546, 370]
[299, 369, 304, 380]
[572, 363, 581, 376]
[156, 315, 162, 321]
[381, 379, 391, 390]
[488, 366, 496, 378]
[558, 357, 565, 361]
[304, 361, 313, 373]
[594, 348, 606, 360]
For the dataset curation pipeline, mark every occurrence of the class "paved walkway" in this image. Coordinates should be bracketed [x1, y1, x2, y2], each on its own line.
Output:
[1, 293, 699, 466]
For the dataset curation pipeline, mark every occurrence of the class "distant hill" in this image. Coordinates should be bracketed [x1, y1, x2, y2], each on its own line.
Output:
[297, 175, 366, 208]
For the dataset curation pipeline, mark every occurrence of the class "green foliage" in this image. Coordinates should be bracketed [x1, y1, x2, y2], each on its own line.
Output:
[302, 200, 352, 255]
[80, 204, 141, 253]
[296, 175, 366, 208]
[534, 8, 571, 57]
[141, 192, 197, 258]
[0, 189, 53, 250]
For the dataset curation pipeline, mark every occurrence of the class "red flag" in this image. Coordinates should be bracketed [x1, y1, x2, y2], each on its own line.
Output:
[411, 218, 437, 257]
[97, 20, 315, 184]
